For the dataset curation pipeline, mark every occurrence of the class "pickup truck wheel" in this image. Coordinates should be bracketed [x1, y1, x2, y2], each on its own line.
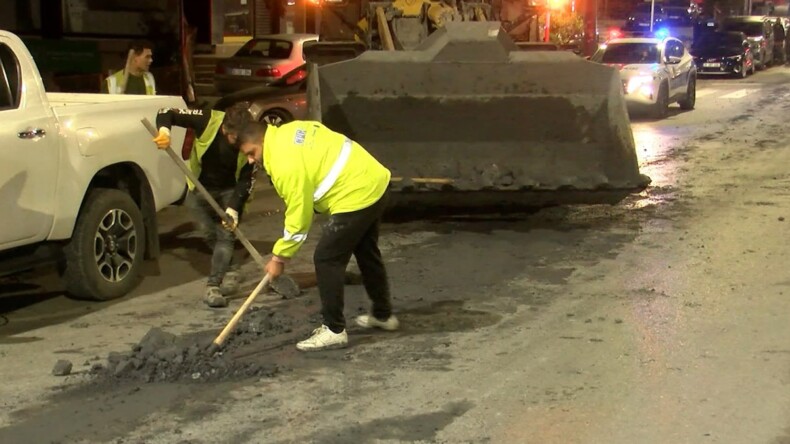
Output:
[63, 189, 145, 301]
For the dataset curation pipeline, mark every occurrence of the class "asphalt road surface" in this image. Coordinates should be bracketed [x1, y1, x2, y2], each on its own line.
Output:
[1, 66, 790, 444]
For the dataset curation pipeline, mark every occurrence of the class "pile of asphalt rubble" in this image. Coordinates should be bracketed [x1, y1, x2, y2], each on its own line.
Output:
[84, 308, 304, 383]
[52, 275, 357, 382]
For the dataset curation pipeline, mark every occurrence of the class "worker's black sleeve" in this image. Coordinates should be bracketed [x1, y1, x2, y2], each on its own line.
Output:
[228, 162, 258, 213]
[155, 107, 211, 135]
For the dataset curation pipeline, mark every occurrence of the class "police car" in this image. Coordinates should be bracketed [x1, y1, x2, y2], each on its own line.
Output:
[591, 31, 697, 119]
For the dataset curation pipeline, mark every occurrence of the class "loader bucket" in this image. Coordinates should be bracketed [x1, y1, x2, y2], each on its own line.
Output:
[310, 22, 651, 210]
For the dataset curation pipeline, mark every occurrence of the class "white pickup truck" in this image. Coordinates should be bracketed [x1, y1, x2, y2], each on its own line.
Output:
[0, 30, 188, 301]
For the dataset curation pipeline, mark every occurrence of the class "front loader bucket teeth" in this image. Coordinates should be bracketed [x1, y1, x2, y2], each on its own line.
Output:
[309, 22, 651, 209]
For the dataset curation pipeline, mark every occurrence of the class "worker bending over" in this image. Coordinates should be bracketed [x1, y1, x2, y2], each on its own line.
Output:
[237, 120, 398, 351]
[152, 104, 256, 308]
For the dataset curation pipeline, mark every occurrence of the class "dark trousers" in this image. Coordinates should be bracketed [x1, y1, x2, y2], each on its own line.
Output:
[185, 189, 241, 287]
[314, 190, 392, 333]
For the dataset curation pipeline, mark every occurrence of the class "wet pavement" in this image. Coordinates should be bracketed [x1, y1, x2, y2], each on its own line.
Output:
[2, 67, 790, 443]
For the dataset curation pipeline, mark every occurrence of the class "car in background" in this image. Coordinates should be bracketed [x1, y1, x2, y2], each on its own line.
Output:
[721, 16, 775, 69]
[214, 64, 308, 126]
[690, 31, 755, 77]
[214, 33, 317, 95]
[624, 3, 667, 33]
[591, 35, 697, 118]
[663, 0, 699, 26]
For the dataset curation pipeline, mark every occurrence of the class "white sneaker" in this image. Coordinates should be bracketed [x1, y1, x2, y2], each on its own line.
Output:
[355, 314, 399, 331]
[296, 325, 348, 351]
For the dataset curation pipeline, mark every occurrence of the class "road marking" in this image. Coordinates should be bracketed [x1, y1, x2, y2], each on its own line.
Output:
[695, 89, 718, 98]
[719, 89, 756, 99]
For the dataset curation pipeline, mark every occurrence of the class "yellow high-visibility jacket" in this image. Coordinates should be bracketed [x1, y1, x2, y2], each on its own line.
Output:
[105, 69, 156, 95]
[263, 121, 391, 259]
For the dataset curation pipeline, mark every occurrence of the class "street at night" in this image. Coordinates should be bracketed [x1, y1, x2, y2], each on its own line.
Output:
[2, 64, 790, 443]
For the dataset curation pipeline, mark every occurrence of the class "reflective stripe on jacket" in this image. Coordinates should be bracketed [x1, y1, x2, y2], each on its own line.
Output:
[187, 110, 248, 191]
[263, 121, 391, 259]
[106, 70, 156, 95]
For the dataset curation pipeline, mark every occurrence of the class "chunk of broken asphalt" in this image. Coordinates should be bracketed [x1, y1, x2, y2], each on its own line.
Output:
[139, 327, 177, 350]
[114, 360, 135, 377]
[139, 328, 177, 358]
[52, 360, 73, 376]
[155, 346, 182, 361]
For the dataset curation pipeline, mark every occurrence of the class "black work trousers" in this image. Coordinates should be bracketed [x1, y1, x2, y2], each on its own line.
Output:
[314, 190, 392, 333]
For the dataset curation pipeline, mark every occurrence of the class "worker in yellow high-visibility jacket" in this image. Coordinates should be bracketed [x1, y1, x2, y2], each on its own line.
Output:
[238, 121, 398, 351]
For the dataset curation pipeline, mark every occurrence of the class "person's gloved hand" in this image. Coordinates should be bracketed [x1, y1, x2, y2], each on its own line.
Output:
[152, 127, 171, 150]
[222, 208, 239, 231]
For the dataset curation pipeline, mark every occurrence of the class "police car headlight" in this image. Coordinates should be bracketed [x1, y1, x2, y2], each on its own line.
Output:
[626, 76, 653, 95]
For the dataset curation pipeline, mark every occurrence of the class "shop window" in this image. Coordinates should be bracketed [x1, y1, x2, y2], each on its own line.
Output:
[224, 0, 253, 37]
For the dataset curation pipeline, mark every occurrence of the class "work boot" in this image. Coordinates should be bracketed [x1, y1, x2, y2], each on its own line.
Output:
[203, 286, 228, 308]
[355, 314, 400, 331]
[219, 271, 241, 296]
[296, 325, 348, 351]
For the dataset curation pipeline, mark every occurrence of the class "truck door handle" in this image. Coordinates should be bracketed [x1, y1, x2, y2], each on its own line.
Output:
[18, 128, 46, 139]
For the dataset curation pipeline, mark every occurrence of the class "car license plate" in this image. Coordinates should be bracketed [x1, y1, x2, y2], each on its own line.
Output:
[703, 62, 719, 68]
[230, 68, 252, 76]
[638, 23, 649, 27]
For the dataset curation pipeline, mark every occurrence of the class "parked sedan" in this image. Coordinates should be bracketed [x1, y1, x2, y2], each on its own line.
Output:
[690, 31, 755, 77]
[213, 64, 308, 126]
[624, 3, 667, 33]
[721, 16, 775, 69]
[214, 34, 317, 95]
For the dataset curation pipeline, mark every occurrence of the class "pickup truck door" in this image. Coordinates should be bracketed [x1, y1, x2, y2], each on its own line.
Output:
[0, 39, 59, 247]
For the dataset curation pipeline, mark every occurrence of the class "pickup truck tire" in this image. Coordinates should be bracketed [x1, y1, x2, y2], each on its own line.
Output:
[62, 189, 146, 301]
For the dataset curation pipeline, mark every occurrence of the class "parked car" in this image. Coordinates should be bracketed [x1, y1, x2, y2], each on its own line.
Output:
[0, 30, 188, 301]
[214, 33, 318, 95]
[690, 31, 755, 77]
[591, 36, 697, 118]
[624, 3, 668, 33]
[721, 16, 775, 69]
[213, 64, 308, 126]
[663, 0, 698, 26]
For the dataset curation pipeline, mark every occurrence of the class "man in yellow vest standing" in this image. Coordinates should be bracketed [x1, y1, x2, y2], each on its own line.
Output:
[152, 104, 256, 308]
[103, 40, 156, 95]
[237, 121, 399, 352]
